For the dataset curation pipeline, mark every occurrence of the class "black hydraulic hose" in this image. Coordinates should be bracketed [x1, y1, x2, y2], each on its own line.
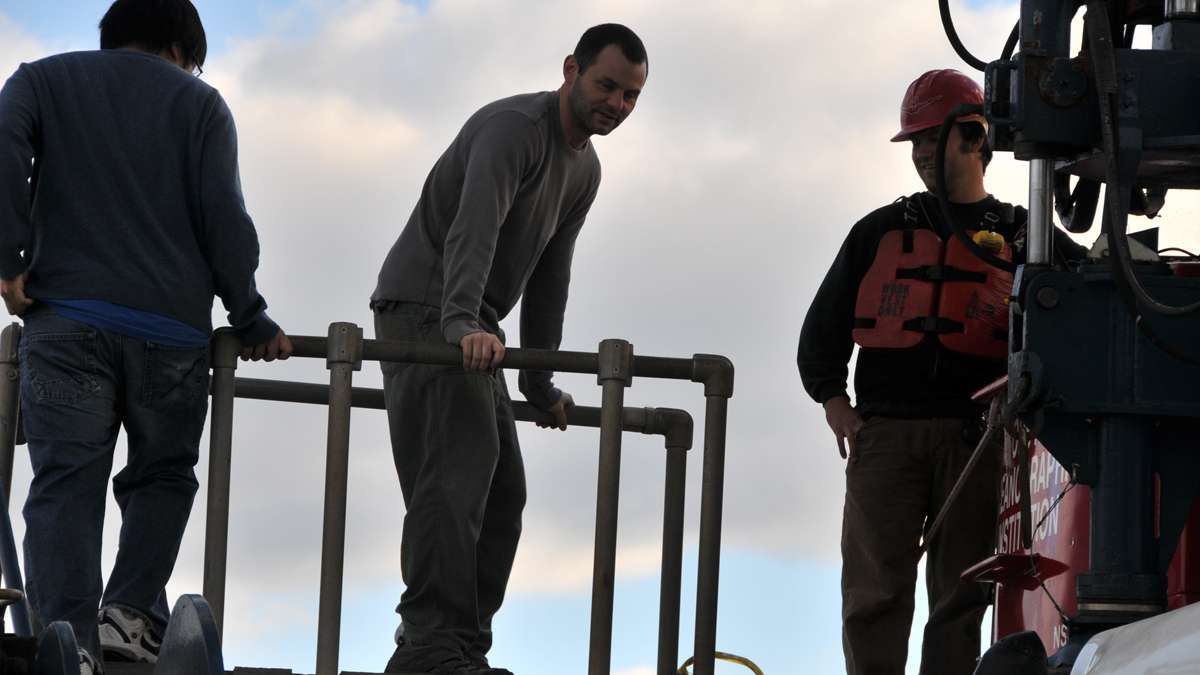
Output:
[1085, 2, 1200, 317]
[1053, 174, 1102, 233]
[934, 104, 1017, 273]
[1001, 20, 1020, 61]
[940, 0, 989, 71]
[1084, 1, 1200, 366]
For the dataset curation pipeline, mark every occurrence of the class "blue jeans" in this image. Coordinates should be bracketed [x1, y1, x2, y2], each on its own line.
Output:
[19, 306, 209, 656]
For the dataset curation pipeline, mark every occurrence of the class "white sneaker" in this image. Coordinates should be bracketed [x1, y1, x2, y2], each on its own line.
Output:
[78, 648, 101, 675]
[98, 605, 161, 663]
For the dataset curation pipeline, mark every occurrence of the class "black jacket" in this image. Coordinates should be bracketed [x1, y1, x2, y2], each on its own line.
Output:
[797, 192, 1085, 418]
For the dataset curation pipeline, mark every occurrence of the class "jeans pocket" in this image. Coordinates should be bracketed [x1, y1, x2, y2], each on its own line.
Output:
[142, 343, 210, 411]
[20, 330, 100, 404]
[376, 305, 442, 377]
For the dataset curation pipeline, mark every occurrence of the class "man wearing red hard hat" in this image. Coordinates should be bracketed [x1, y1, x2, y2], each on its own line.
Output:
[798, 69, 1083, 674]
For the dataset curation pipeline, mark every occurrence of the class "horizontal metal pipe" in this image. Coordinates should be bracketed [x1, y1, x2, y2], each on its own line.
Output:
[284, 335, 696, 381]
[231, 378, 694, 447]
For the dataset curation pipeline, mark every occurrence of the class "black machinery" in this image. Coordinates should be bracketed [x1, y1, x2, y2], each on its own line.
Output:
[939, 0, 1200, 670]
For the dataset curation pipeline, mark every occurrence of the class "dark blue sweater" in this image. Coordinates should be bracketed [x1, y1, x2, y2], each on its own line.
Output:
[0, 49, 277, 344]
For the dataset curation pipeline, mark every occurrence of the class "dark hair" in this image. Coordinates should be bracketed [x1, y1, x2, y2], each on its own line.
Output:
[574, 23, 648, 75]
[99, 0, 207, 71]
[957, 121, 992, 172]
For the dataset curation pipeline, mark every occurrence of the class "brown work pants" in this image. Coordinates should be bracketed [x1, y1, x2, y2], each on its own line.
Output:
[841, 417, 1000, 675]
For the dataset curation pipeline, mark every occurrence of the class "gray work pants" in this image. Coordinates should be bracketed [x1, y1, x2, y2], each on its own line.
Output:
[375, 302, 526, 660]
[841, 416, 1000, 675]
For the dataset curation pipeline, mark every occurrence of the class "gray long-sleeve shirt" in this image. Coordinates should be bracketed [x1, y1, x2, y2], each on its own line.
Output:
[372, 91, 601, 409]
[0, 49, 277, 344]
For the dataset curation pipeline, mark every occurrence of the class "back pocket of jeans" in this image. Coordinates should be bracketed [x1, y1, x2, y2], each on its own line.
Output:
[143, 343, 210, 410]
[20, 331, 100, 404]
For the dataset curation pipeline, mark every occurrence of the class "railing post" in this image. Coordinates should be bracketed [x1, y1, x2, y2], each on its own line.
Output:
[315, 322, 362, 675]
[588, 338, 633, 675]
[654, 409, 692, 675]
[691, 355, 735, 675]
[0, 323, 21, 513]
[202, 329, 240, 636]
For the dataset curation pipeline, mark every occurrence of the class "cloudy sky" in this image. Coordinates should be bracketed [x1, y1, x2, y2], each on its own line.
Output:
[2, 1, 1199, 673]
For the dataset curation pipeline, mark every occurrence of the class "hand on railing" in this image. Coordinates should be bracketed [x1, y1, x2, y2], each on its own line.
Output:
[460, 331, 505, 372]
[534, 392, 575, 431]
[0, 273, 32, 317]
[240, 329, 294, 362]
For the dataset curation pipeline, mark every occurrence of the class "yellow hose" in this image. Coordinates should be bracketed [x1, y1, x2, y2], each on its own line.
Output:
[677, 652, 764, 674]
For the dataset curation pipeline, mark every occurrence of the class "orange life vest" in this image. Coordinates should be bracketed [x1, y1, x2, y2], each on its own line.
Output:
[852, 201, 1015, 359]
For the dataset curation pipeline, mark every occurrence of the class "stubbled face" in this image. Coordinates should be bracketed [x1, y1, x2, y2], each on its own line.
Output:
[566, 44, 647, 136]
[910, 124, 976, 192]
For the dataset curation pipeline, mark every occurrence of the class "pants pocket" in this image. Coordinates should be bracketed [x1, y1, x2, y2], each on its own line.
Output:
[20, 330, 100, 404]
[141, 343, 210, 411]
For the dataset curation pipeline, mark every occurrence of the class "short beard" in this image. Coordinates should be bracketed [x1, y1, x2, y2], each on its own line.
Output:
[568, 79, 613, 136]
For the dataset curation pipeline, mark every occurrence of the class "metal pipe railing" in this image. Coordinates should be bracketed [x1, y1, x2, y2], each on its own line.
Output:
[0, 324, 35, 636]
[657, 422, 691, 675]
[230, 374, 695, 674]
[589, 339, 633, 675]
[0, 320, 730, 674]
[203, 325, 729, 675]
[314, 323, 363, 674]
[0, 323, 21, 513]
[202, 330, 240, 634]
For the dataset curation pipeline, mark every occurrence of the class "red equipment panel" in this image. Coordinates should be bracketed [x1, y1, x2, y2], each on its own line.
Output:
[984, 437, 1200, 653]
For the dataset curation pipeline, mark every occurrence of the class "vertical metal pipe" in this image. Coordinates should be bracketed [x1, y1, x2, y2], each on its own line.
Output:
[0, 480, 30, 636]
[0, 324, 21, 513]
[692, 395, 729, 675]
[315, 323, 362, 675]
[1028, 158, 1055, 265]
[656, 445, 687, 675]
[589, 339, 633, 675]
[202, 330, 240, 635]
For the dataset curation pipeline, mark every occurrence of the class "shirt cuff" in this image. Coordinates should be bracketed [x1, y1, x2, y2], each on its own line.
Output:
[443, 318, 484, 346]
[816, 383, 849, 405]
[521, 379, 564, 411]
[234, 313, 280, 346]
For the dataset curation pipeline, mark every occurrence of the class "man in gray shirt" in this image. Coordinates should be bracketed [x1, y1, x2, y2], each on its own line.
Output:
[371, 24, 648, 675]
[0, 2, 288, 672]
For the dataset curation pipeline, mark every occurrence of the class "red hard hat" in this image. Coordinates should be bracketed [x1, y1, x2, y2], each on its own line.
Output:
[891, 69, 986, 142]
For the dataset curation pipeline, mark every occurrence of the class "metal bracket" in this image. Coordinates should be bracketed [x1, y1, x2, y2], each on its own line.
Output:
[691, 354, 735, 398]
[326, 323, 363, 372]
[597, 339, 633, 387]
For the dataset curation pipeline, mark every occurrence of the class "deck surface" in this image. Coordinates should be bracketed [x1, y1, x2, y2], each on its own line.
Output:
[106, 665, 384, 675]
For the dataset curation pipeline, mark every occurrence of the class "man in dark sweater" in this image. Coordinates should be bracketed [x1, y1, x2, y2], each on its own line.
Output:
[0, 2, 289, 672]
[797, 70, 1083, 675]
[371, 24, 647, 675]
